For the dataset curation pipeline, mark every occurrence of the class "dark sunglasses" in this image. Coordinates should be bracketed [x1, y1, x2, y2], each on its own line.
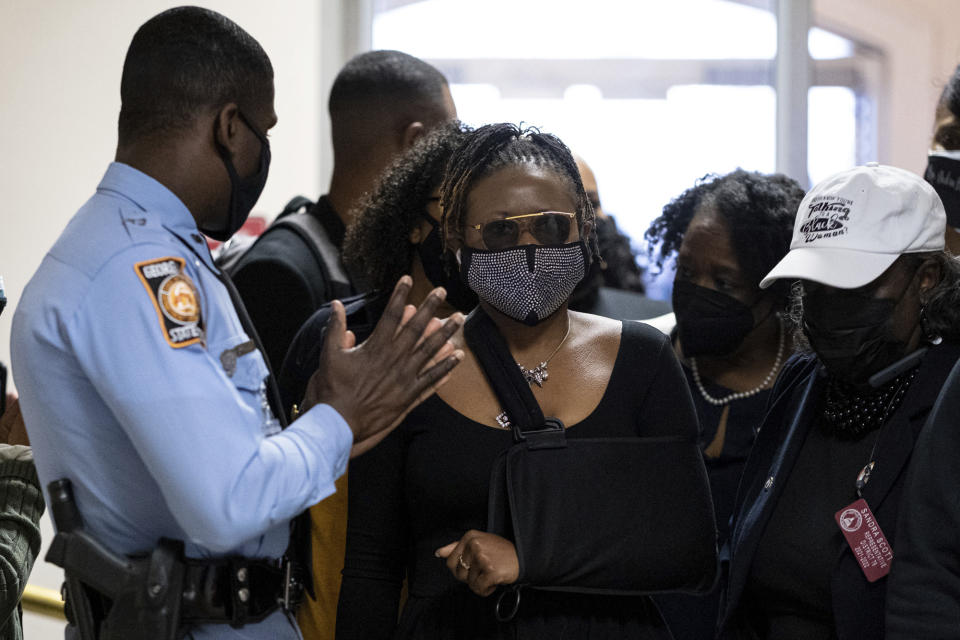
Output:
[467, 211, 577, 251]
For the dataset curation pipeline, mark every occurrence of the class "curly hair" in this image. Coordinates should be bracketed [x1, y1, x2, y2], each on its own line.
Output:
[645, 169, 804, 309]
[439, 123, 599, 261]
[342, 121, 470, 291]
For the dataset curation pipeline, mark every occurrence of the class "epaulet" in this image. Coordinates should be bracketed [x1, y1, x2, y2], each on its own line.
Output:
[115, 207, 165, 244]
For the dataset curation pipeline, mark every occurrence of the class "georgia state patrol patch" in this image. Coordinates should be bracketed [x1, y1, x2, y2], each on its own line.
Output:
[135, 257, 205, 348]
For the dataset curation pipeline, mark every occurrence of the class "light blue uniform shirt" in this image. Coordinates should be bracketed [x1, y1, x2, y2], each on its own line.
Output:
[12, 163, 353, 639]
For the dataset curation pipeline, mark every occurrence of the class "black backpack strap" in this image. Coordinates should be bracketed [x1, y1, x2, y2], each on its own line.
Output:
[270, 199, 352, 303]
[277, 195, 314, 219]
[463, 308, 554, 440]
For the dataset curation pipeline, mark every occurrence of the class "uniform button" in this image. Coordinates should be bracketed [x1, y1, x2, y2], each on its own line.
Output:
[763, 476, 774, 490]
[865, 161, 880, 167]
[237, 588, 250, 603]
[195, 259, 201, 268]
[191, 233, 204, 243]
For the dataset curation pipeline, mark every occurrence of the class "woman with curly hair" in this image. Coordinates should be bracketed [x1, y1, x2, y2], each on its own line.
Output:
[340, 122, 478, 315]
[278, 120, 475, 640]
[644, 169, 803, 640]
[280, 121, 475, 409]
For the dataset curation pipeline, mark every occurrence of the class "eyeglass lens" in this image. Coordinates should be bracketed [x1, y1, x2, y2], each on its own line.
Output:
[482, 214, 572, 250]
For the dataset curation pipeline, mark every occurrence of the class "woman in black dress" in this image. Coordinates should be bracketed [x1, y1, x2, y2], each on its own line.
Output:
[335, 124, 713, 639]
[644, 171, 803, 639]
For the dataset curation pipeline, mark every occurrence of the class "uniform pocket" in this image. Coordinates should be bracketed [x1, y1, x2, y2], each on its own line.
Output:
[213, 337, 281, 436]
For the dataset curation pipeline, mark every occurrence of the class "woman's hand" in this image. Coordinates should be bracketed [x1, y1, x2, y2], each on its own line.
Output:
[435, 530, 519, 597]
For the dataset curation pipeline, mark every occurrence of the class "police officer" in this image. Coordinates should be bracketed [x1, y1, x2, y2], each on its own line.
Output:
[10, 7, 463, 639]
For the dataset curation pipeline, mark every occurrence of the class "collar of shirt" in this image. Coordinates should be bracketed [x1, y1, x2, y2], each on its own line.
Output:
[97, 162, 218, 273]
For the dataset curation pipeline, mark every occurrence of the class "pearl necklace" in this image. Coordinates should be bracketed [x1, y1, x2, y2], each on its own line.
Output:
[689, 318, 785, 406]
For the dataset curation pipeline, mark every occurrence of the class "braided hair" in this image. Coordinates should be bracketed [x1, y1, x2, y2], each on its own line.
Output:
[439, 123, 599, 261]
[342, 121, 470, 291]
[645, 169, 803, 310]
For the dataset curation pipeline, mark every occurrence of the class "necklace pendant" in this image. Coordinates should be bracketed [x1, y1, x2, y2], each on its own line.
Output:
[856, 461, 875, 491]
[519, 362, 549, 387]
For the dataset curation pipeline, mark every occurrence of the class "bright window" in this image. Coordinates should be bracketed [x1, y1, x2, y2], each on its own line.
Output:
[372, 0, 877, 296]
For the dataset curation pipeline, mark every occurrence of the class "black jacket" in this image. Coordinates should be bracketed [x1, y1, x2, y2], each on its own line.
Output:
[231, 196, 354, 371]
[277, 292, 386, 421]
[720, 342, 960, 640]
[885, 357, 960, 639]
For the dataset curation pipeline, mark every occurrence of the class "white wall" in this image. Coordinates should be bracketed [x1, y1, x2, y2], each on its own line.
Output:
[0, 1, 348, 636]
[0, 0, 333, 377]
[815, 0, 960, 174]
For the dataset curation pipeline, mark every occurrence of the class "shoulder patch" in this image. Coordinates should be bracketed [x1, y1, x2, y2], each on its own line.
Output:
[135, 257, 205, 348]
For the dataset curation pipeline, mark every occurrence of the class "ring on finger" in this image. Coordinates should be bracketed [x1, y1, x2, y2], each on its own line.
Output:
[458, 553, 471, 571]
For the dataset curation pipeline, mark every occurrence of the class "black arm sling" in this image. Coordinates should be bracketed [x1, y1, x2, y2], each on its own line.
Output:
[462, 308, 718, 621]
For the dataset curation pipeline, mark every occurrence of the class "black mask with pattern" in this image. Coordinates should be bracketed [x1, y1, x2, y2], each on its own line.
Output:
[925, 154, 960, 228]
[460, 241, 587, 326]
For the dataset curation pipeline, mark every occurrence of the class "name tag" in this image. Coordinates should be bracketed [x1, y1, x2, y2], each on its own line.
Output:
[834, 498, 893, 582]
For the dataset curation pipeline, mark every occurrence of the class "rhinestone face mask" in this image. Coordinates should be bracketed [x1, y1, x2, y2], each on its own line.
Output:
[459, 241, 587, 326]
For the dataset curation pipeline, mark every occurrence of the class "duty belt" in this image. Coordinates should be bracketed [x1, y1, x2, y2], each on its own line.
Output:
[181, 555, 304, 627]
[45, 478, 306, 640]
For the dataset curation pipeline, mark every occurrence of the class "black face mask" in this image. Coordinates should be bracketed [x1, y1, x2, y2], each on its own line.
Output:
[802, 279, 914, 387]
[925, 154, 960, 228]
[202, 111, 271, 242]
[416, 212, 478, 313]
[672, 280, 758, 357]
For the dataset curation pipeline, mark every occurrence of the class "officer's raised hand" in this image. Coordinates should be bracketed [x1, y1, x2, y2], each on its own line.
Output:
[304, 276, 464, 457]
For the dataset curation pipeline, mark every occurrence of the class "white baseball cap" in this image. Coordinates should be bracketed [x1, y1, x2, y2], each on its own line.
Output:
[760, 163, 946, 289]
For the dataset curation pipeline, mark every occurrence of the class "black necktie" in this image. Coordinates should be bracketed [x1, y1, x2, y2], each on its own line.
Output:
[217, 266, 316, 597]
[215, 269, 289, 429]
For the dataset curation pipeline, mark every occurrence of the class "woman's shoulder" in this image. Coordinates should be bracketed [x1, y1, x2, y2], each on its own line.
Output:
[570, 311, 669, 347]
[570, 309, 621, 333]
[571, 313, 674, 393]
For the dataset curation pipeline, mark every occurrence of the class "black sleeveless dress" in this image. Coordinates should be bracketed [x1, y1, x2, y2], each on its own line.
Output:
[336, 320, 700, 639]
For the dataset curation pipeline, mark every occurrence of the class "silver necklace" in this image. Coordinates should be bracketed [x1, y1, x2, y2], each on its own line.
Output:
[516, 322, 572, 387]
[689, 317, 785, 406]
[495, 321, 572, 429]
